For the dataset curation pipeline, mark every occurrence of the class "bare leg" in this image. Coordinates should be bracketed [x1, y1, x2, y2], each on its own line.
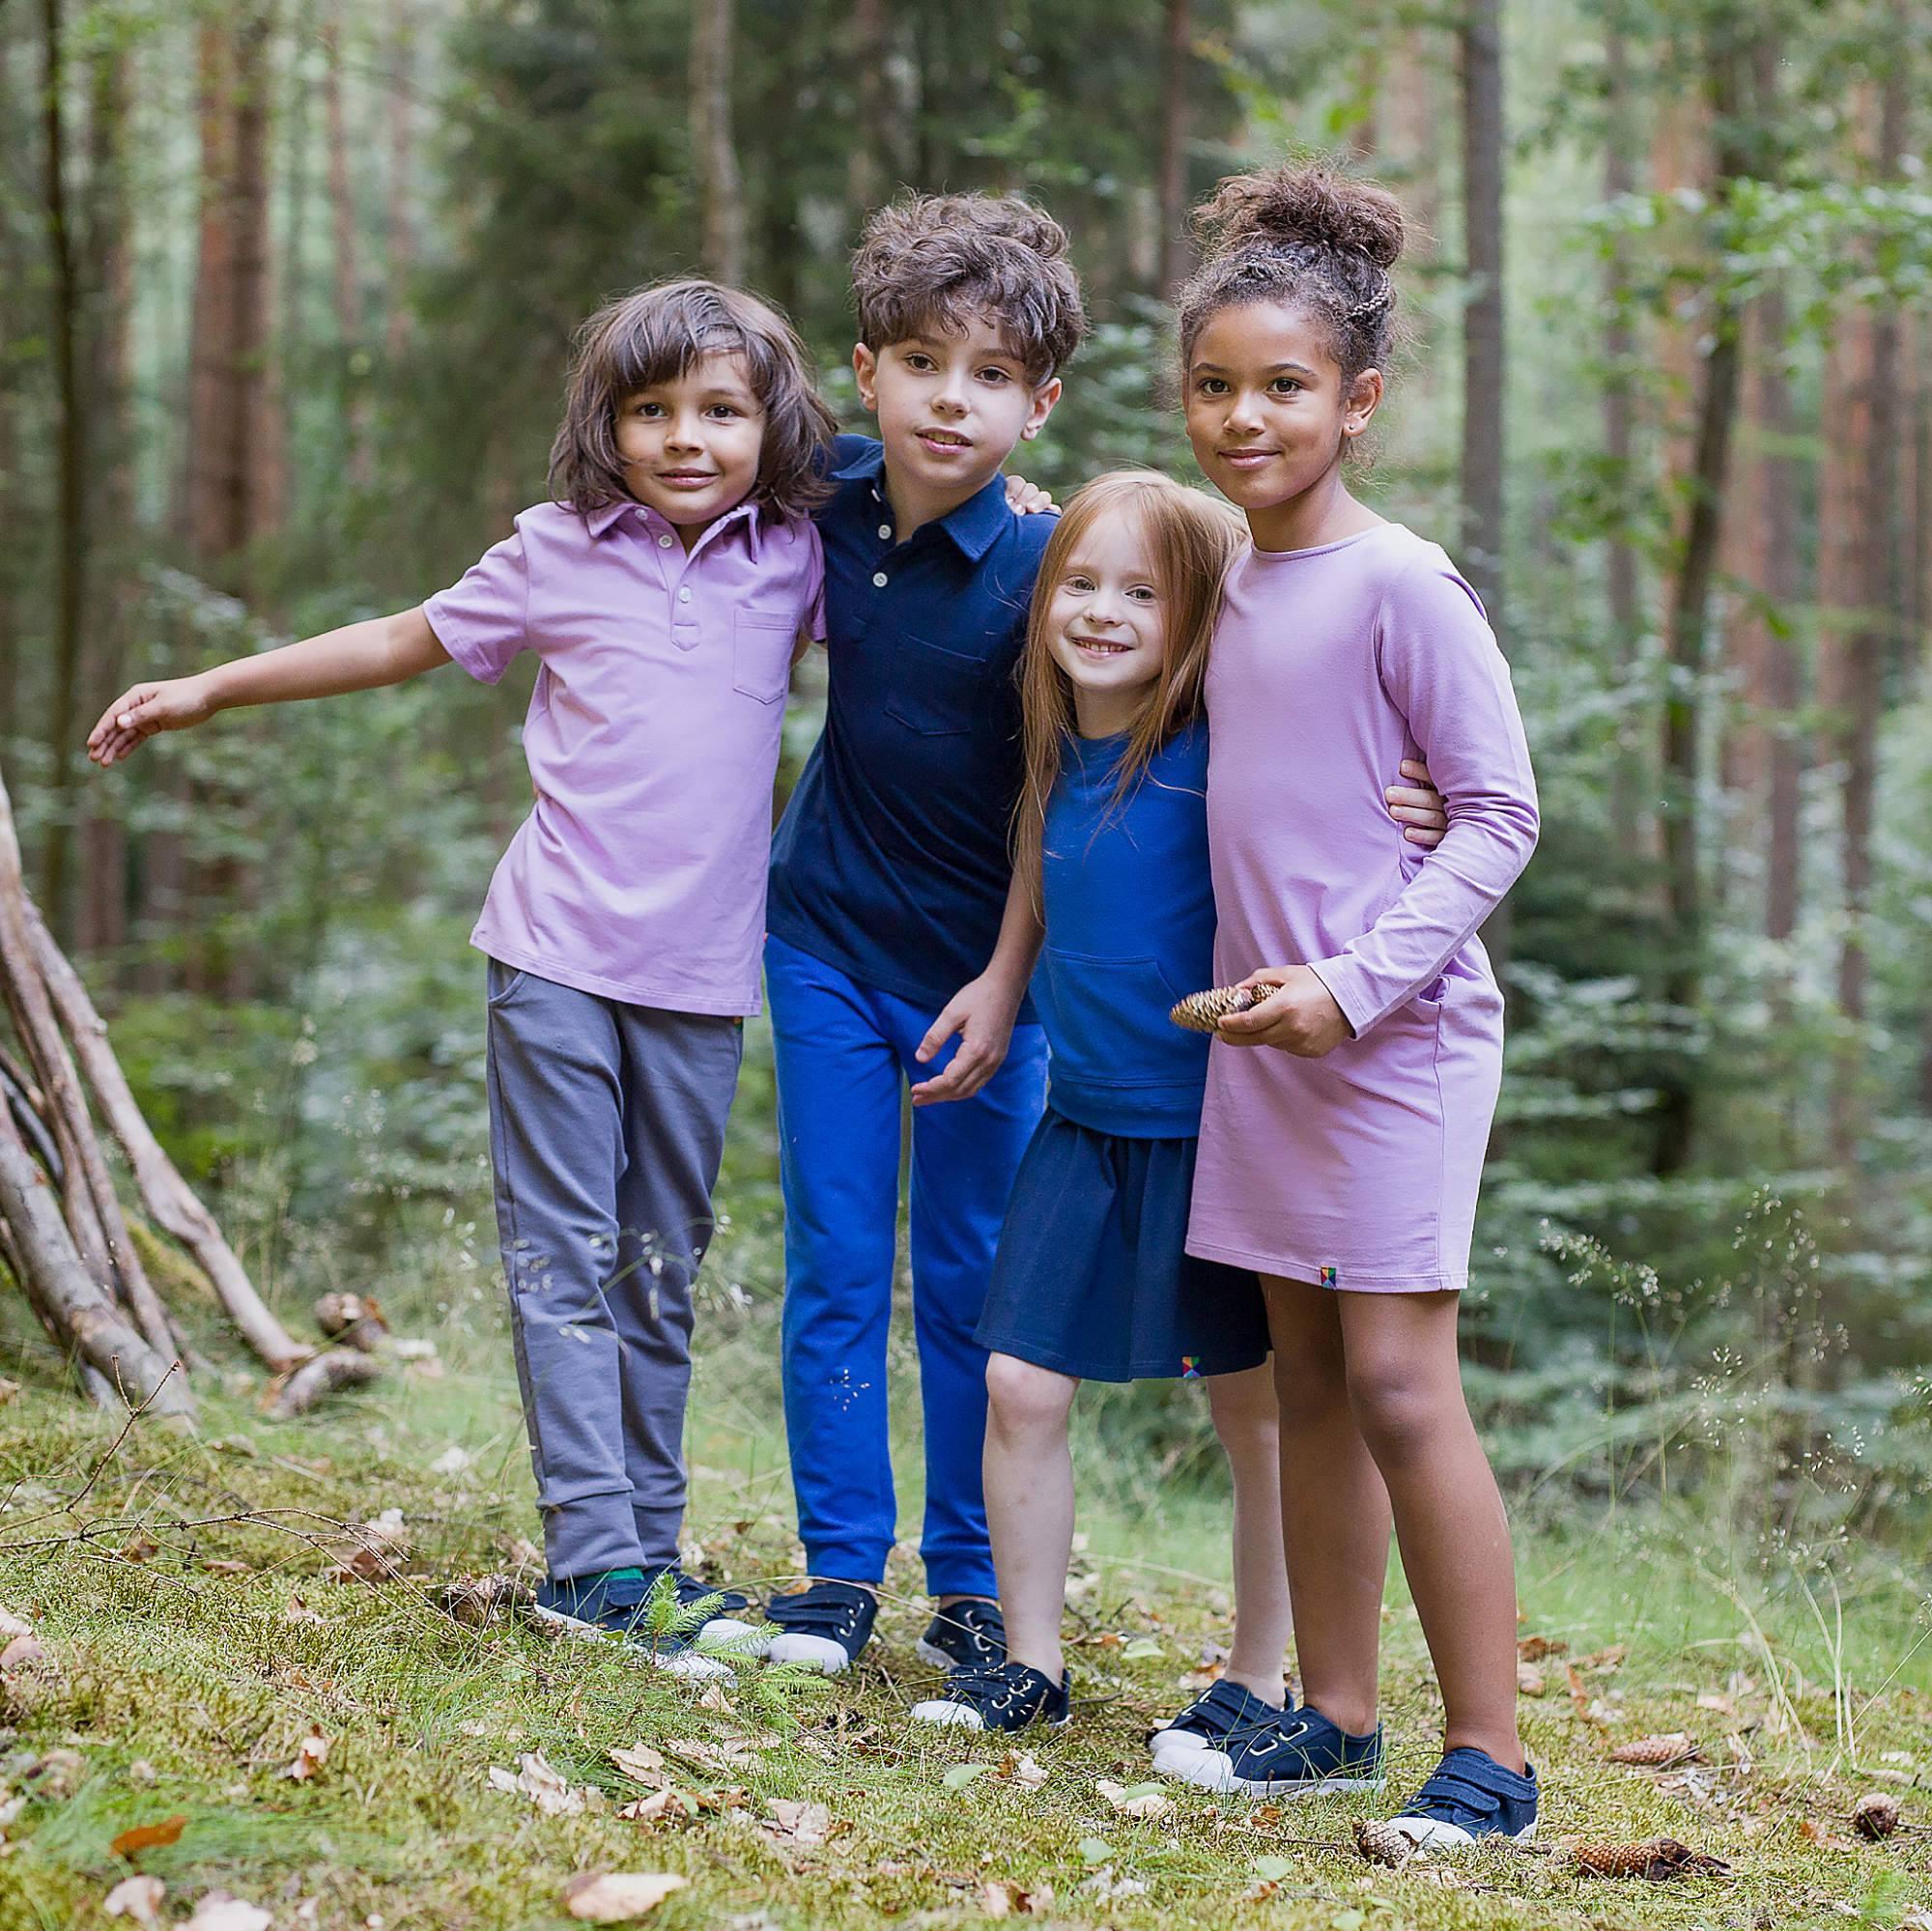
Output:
[982, 1351, 1079, 1682]
[1337, 1291, 1522, 1771]
[1262, 1275, 1390, 1737]
[1205, 1363, 1292, 1704]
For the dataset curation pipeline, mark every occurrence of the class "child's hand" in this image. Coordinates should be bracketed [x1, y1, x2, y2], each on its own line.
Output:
[88, 675, 219, 766]
[1216, 966, 1352, 1057]
[910, 972, 1022, 1105]
[1003, 473, 1056, 516]
[1386, 758, 1446, 847]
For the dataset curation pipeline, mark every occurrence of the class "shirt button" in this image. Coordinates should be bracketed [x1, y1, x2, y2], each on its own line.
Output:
[658, 534, 673, 549]
[878, 524, 893, 541]
[872, 571, 888, 588]
[677, 586, 692, 603]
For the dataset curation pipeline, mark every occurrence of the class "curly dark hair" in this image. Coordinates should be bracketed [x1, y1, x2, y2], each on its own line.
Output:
[548, 279, 836, 523]
[852, 192, 1088, 383]
[1178, 159, 1406, 383]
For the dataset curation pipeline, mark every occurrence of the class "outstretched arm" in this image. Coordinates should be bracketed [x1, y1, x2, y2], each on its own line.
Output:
[909, 869, 1045, 1106]
[88, 607, 450, 766]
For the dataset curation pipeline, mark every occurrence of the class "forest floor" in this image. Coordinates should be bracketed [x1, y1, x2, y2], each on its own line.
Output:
[1, 1277, 1930, 1930]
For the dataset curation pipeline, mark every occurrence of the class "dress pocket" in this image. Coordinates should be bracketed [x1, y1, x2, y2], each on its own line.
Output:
[885, 633, 987, 736]
[732, 611, 794, 704]
[1039, 949, 1192, 1085]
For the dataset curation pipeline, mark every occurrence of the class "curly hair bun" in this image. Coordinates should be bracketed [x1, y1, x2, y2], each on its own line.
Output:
[1193, 160, 1405, 270]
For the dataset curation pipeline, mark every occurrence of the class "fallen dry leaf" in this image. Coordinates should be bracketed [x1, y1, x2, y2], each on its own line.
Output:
[1094, 1778, 1173, 1820]
[1517, 1661, 1547, 1696]
[202, 1559, 252, 1576]
[1079, 1869, 1148, 1901]
[27, 1747, 84, 1798]
[119, 1534, 160, 1563]
[615, 1786, 695, 1825]
[1, 1633, 47, 1671]
[278, 1725, 330, 1782]
[0, 1604, 32, 1639]
[1517, 1634, 1567, 1662]
[102, 1876, 165, 1923]
[562, 1871, 690, 1921]
[487, 1751, 603, 1817]
[611, 1744, 668, 1780]
[0, 1376, 18, 1405]
[1695, 1690, 1737, 1716]
[978, 1876, 1054, 1917]
[110, 1814, 187, 1859]
[284, 1593, 325, 1626]
[1577, 1644, 1628, 1672]
[998, 1749, 1049, 1789]
[694, 1680, 735, 1714]
[765, 1797, 832, 1845]
[183, 1896, 272, 1931]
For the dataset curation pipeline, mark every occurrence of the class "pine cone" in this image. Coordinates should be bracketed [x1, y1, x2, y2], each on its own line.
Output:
[1607, 1732, 1700, 1767]
[1353, 1817, 1415, 1867]
[438, 1574, 534, 1628]
[1169, 984, 1268, 1035]
[1567, 1836, 1730, 1881]
[1852, 1792, 1903, 1841]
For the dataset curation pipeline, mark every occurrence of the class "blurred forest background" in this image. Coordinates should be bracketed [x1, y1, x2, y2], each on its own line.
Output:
[3, 0, 1932, 1545]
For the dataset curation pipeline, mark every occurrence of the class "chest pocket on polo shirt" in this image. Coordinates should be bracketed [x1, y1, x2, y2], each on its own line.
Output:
[732, 611, 794, 704]
[886, 633, 987, 736]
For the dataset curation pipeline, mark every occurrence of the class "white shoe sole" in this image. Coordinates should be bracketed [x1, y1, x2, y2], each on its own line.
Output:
[1152, 1745, 1384, 1798]
[529, 1603, 736, 1681]
[1388, 1816, 1538, 1852]
[1147, 1724, 1211, 1756]
[908, 1698, 1071, 1732]
[698, 1614, 773, 1658]
[764, 1632, 854, 1675]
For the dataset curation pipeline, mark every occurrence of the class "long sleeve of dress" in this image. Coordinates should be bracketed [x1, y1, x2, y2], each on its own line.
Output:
[1306, 559, 1539, 1039]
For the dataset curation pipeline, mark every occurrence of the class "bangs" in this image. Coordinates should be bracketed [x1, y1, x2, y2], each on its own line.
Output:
[605, 288, 764, 397]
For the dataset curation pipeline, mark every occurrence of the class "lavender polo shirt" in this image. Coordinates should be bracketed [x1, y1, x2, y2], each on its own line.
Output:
[423, 497, 825, 1017]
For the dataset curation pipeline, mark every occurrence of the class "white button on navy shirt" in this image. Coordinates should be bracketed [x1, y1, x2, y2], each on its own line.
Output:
[872, 571, 888, 588]
[878, 524, 893, 540]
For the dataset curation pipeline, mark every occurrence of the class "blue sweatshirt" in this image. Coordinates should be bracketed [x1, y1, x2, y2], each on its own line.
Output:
[1032, 721, 1217, 1138]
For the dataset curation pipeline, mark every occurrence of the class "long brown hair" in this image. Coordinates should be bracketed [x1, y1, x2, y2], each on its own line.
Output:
[548, 278, 836, 522]
[1013, 470, 1243, 912]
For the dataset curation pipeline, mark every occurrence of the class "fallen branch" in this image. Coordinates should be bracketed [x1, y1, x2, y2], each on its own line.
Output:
[264, 1348, 384, 1419]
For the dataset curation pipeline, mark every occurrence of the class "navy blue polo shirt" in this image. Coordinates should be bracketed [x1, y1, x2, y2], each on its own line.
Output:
[768, 434, 1052, 1016]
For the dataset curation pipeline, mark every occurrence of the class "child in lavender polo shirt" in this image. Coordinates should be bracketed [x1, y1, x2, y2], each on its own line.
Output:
[88, 280, 834, 1675]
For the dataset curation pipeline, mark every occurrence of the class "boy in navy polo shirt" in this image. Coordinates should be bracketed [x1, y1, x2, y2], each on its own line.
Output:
[757, 194, 1085, 1671]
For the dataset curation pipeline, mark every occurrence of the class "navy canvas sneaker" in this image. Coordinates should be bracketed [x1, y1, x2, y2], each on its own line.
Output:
[529, 1567, 733, 1680]
[1158, 1703, 1384, 1797]
[909, 1661, 1071, 1733]
[915, 1598, 1007, 1672]
[1389, 1746, 1539, 1849]
[666, 1567, 768, 1656]
[761, 1580, 879, 1674]
[1149, 1679, 1289, 1762]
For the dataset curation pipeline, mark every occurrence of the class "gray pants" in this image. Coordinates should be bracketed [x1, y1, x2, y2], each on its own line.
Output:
[484, 959, 742, 1579]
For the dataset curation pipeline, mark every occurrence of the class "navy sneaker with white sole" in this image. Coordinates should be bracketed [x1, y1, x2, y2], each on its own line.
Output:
[909, 1661, 1071, 1733]
[1149, 1679, 1289, 1762]
[1158, 1704, 1384, 1797]
[914, 1598, 1006, 1673]
[1388, 1746, 1539, 1850]
[529, 1568, 734, 1681]
[666, 1567, 769, 1657]
[760, 1580, 879, 1674]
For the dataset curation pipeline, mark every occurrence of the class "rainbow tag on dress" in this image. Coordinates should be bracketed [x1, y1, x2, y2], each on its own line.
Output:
[1320, 1265, 1341, 1287]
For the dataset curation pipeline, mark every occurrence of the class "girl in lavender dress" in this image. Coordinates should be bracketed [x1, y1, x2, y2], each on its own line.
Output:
[1172, 160, 1542, 1848]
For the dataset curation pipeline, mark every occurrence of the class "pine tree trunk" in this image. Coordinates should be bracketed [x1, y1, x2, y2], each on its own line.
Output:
[1155, 0, 1193, 296]
[1753, 287, 1803, 951]
[691, 0, 746, 285]
[384, 0, 417, 361]
[37, 0, 88, 941]
[322, 4, 372, 484]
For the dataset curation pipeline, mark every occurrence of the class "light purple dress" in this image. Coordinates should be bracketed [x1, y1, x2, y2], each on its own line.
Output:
[1185, 524, 1539, 1293]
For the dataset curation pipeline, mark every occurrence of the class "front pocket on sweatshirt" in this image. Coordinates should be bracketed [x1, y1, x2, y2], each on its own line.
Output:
[1039, 949, 1196, 1089]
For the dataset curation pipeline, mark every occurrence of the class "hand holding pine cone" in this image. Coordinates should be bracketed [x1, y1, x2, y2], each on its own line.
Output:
[1169, 983, 1271, 1034]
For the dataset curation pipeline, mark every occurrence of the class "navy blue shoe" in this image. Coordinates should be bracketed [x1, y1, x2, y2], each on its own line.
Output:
[529, 1568, 733, 1680]
[1149, 1679, 1289, 1763]
[1159, 1703, 1384, 1797]
[1390, 1746, 1539, 1849]
[915, 1598, 1006, 1672]
[666, 1566, 767, 1655]
[761, 1581, 879, 1675]
[909, 1661, 1070, 1733]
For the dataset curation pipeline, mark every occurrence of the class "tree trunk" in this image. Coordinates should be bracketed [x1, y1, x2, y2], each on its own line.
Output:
[76, 43, 132, 961]
[690, 0, 746, 285]
[1602, 23, 1645, 854]
[384, 0, 417, 361]
[1654, 37, 1747, 1177]
[1155, 0, 1193, 296]
[321, 4, 372, 484]
[37, 0, 87, 941]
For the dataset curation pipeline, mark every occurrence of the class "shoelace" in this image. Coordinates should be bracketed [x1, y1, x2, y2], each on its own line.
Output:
[1402, 1763, 1504, 1825]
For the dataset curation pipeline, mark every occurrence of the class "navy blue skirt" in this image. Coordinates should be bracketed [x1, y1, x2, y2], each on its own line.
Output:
[977, 1108, 1269, 1382]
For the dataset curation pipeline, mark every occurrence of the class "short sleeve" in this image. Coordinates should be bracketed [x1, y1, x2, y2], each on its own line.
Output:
[422, 519, 533, 686]
[803, 523, 828, 641]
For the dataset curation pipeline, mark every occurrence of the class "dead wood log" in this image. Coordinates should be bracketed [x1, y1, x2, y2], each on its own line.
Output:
[0, 768, 180, 1372]
[264, 1347, 383, 1419]
[0, 1102, 190, 1413]
[25, 902, 306, 1370]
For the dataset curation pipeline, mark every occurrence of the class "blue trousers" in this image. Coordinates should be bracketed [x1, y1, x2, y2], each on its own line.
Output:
[764, 934, 1048, 1598]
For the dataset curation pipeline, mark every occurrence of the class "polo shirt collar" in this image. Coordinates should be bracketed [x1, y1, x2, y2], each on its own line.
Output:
[581, 494, 764, 559]
[833, 439, 1011, 563]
